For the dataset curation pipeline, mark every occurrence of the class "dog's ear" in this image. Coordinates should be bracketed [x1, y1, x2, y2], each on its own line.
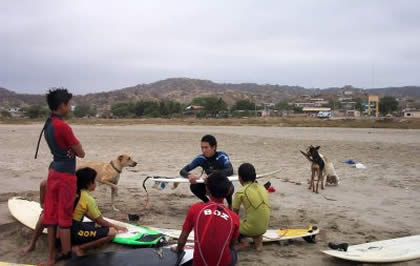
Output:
[315, 146, 320, 150]
[118, 155, 124, 161]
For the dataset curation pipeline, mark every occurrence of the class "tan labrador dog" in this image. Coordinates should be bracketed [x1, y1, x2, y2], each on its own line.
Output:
[77, 154, 137, 211]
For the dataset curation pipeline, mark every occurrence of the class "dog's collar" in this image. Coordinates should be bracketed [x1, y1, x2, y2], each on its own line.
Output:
[110, 161, 122, 174]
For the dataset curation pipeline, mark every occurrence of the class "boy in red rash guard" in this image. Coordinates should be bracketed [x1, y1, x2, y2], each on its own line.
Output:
[36, 88, 85, 265]
[172, 171, 240, 266]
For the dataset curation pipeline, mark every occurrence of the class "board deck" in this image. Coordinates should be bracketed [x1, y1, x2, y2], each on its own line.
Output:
[151, 225, 319, 243]
[322, 235, 420, 263]
[65, 245, 194, 266]
[147, 169, 281, 184]
[0, 263, 34, 266]
[8, 197, 163, 246]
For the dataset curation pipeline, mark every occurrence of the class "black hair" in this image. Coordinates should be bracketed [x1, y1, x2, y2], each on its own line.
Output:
[201, 135, 217, 147]
[206, 171, 230, 198]
[238, 163, 256, 182]
[73, 167, 97, 209]
[76, 167, 97, 192]
[46, 88, 72, 111]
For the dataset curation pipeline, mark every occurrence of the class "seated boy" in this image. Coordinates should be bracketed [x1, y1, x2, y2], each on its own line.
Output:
[23, 167, 127, 257]
[232, 163, 270, 251]
[172, 171, 240, 266]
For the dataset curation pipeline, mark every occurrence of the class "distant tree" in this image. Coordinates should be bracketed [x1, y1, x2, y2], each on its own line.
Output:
[24, 105, 49, 119]
[276, 101, 292, 111]
[1, 110, 11, 118]
[379, 96, 399, 115]
[111, 102, 135, 118]
[327, 100, 342, 110]
[232, 99, 255, 111]
[191, 96, 227, 117]
[143, 101, 160, 117]
[73, 104, 97, 118]
[293, 106, 303, 113]
[354, 98, 365, 112]
[159, 101, 169, 117]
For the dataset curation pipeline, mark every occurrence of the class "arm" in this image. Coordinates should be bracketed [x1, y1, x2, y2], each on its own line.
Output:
[232, 192, 242, 215]
[180, 157, 203, 183]
[172, 206, 194, 252]
[219, 153, 233, 177]
[173, 230, 191, 252]
[220, 163, 233, 177]
[95, 216, 127, 232]
[71, 143, 85, 158]
[180, 164, 193, 178]
[230, 219, 240, 248]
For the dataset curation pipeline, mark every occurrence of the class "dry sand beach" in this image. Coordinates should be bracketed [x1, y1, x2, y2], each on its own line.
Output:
[1, 124, 420, 265]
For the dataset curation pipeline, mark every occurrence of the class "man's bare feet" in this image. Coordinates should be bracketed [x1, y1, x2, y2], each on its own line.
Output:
[46, 258, 56, 266]
[72, 246, 85, 257]
[253, 235, 263, 252]
[236, 239, 250, 250]
[23, 243, 35, 255]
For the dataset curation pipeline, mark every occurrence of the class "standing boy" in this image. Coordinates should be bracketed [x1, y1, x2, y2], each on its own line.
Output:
[39, 88, 85, 265]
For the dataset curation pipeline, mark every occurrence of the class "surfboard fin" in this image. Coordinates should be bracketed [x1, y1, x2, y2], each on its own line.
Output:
[328, 242, 349, 252]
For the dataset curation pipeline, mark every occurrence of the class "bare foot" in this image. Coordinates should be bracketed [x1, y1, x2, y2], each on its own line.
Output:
[72, 246, 85, 257]
[254, 236, 263, 252]
[236, 239, 250, 250]
[46, 258, 56, 266]
[23, 243, 35, 255]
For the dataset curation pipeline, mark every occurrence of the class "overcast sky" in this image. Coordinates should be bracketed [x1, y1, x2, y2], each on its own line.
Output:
[1, 0, 420, 94]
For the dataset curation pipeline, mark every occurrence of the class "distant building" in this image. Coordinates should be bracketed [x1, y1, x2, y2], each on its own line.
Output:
[184, 105, 204, 115]
[7, 107, 23, 118]
[303, 107, 331, 117]
[346, 110, 361, 117]
[404, 111, 420, 118]
[368, 95, 379, 118]
[294, 102, 315, 108]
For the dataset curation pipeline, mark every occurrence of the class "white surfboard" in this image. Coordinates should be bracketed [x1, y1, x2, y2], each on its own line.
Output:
[8, 197, 159, 241]
[151, 225, 319, 243]
[166, 243, 194, 265]
[147, 169, 281, 184]
[322, 235, 420, 263]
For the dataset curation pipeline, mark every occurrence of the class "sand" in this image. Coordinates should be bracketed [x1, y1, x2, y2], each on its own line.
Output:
[1, 124, 420, 265]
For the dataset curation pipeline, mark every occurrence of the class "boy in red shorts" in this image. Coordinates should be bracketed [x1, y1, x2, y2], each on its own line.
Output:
[172, 172, 240, 266]
[36, 88, 85, 265]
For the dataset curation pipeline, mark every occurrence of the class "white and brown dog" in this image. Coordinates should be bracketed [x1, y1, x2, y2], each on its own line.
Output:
[300, 146, 339, 193]
[77, 154, 137, 211]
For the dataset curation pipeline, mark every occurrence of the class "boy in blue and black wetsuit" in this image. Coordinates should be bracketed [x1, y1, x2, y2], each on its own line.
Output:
[180, 135, 235, 208]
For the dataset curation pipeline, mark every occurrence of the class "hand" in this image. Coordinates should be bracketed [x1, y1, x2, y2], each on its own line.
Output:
[115, 225, 128, 233]
[201, 175, 208, 182]
[188, 175, 198, 184]
[67, 149, 75, 158]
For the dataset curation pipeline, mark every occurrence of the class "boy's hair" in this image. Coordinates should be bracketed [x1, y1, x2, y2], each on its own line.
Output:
[238, 163, 256, 182]
[76, 167, 97, 191]
[46, 88, 72, 111]
[206, 171, 230, 198]
[201, 135, 217, 147]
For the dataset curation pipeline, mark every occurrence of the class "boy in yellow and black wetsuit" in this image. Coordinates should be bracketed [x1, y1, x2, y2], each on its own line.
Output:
[232, 163, 270, 251]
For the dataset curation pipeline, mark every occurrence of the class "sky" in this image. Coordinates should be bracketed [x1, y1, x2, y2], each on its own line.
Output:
[1, 0, 420, 94]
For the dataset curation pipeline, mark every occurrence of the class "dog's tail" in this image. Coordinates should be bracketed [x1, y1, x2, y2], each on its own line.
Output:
[139, 176, 151, 211]
[300, 150, 313, 162]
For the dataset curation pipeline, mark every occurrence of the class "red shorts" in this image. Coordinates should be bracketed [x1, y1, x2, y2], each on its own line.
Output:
[43, 169, 76, 228]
